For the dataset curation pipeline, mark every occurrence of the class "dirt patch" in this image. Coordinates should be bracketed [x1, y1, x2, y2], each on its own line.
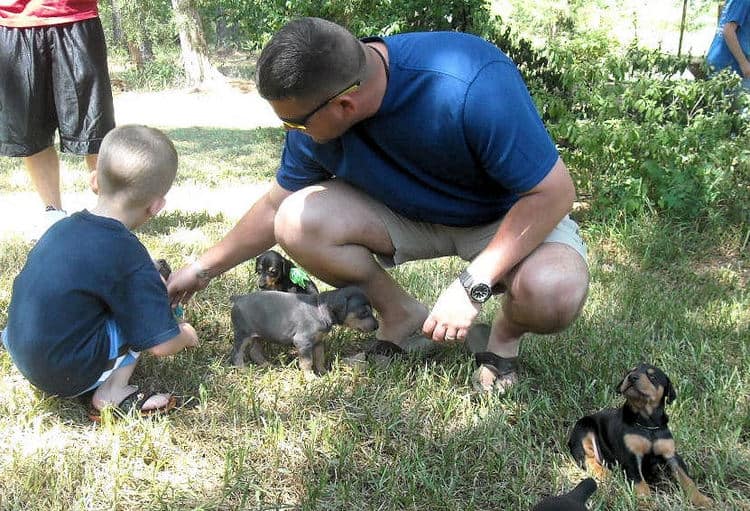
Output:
[113, 82, 280, 130]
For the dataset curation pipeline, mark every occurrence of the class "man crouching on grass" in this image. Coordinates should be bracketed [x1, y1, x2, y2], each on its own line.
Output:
[2, 125, 199, 421]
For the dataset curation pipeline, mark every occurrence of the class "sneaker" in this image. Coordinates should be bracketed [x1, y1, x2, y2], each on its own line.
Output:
[31, 206, 67, 241]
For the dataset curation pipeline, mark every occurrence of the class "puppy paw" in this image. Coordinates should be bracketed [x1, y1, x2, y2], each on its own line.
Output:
[690, 492, 713, 509]
[634, 482, 655, 511]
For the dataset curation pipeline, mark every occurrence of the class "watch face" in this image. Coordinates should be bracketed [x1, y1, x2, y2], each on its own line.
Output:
[470, 283, 492, 303]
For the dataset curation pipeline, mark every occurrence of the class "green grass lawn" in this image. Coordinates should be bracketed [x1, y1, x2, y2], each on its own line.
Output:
[0, 125, 748, 510]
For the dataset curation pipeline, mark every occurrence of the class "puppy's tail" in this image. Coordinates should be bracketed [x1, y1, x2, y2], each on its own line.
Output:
[567, 477, 597, 504]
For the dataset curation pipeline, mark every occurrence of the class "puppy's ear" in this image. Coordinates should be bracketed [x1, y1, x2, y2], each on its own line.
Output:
[282, 257, 292, 277]
[327, 288, 351, 324]
[615, 372, 628, 394]
[255, 257, 262, 273]
[664, 376, 677, 405]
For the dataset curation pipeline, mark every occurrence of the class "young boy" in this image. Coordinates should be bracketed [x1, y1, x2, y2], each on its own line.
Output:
[2, 125, 199, 419]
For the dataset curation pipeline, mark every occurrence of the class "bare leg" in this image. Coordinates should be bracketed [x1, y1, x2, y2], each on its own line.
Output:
[84, 154, 98, 171]
[90, 360, 171, 412]
[312, 342, 326, 374]
[24, 146, 61, 209]
[274, 181, 427, 344]
[477, 242, 589, 391]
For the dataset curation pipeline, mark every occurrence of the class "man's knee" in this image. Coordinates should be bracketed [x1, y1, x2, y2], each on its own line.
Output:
[273, 187, 327, 248]
[508, 257, 589, 333]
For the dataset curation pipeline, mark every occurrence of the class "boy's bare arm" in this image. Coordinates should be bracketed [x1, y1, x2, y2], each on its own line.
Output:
[147, 322, 199, 357]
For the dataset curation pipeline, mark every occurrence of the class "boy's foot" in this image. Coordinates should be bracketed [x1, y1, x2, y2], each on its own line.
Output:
[89, 388, 177, 422]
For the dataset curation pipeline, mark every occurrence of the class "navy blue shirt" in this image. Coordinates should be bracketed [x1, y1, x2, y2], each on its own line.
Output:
[4, 210, 179, 397]
[277, 31, 559, 227]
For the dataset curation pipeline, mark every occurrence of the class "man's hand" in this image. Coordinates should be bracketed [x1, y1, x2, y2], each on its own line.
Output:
[422, 279, 481, 342]
[167, 261, 211, 306]
[741, 60, 750, 79]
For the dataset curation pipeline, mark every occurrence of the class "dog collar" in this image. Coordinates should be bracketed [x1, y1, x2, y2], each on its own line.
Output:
[634, 422, 661, 431]
[290, 267, 311, 287]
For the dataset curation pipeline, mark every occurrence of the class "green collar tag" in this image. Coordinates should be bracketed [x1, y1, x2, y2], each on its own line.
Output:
[289, 267, 310, 287]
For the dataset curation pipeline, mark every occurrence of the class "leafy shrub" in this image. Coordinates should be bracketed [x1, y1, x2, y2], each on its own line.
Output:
[113, 49, 185, 91]
[539, 34, 749, 223]
[203, 0, 493, 49]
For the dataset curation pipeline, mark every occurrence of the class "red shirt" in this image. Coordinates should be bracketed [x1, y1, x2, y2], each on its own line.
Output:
[0, 0, 98, 27]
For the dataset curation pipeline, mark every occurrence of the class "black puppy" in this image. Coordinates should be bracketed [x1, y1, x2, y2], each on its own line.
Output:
[230, 286, 378, 376]
[532, 478, 597, 511]
[567, 363, 712, 508]
[255, 249, 318, 294]
[154, 258, 172, 281]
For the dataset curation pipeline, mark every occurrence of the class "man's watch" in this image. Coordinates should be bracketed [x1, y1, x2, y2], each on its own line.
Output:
[458, 270, 492, 304]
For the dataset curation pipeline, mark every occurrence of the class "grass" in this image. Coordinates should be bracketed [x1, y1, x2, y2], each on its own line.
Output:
[1, 123, 749, 510]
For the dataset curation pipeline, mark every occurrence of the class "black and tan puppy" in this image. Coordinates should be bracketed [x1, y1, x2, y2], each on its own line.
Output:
[532, 478, 597, 511]
[255, 249, 319, 294]
[154, 258, 172, 281]
[230, 286, 378, 376]
[567, 363, 712, 508]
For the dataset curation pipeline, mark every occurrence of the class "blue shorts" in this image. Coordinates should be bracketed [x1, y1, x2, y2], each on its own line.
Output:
[76, 319, 140, 396]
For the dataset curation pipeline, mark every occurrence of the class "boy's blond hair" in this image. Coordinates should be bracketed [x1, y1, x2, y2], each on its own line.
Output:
[96, 125, 178, 207]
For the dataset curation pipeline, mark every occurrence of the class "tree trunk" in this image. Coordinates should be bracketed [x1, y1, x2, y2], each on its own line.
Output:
[171, 0, 224, 88]
[127, 39, 144, 70]
[109, 0, 124, 46]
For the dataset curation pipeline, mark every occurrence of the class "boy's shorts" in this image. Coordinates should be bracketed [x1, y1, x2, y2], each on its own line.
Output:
[75, 319, 140, 397]
[0, 17, 115, 157]
[371, 203, 587, 268]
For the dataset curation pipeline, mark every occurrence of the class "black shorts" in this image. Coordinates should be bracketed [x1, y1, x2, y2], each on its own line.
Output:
[0, 17, 115, 157]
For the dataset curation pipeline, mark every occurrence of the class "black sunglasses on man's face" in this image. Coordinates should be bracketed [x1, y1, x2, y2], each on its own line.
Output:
[279, 81, 360, 131]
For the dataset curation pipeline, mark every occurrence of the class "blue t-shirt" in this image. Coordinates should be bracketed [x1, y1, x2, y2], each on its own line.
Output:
[707, 0, 750, 76]
[4, 210, 179, 397]
[276, 31, 559, 227]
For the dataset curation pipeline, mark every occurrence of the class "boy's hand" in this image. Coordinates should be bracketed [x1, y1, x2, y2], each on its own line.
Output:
[147, 322, 199, 357]
[180, 322, 199, 348]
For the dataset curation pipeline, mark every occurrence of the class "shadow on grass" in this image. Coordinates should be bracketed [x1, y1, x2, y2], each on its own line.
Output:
[138, 210, 226, 236]
[164, 126, 285, 186]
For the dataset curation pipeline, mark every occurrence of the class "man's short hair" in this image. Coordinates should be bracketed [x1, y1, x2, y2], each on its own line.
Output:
[96, 125, 178, 207]
[256, 17, 366, 102]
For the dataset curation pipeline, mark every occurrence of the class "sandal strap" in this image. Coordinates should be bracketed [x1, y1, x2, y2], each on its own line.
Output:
[367, 340, 407, 357]
[475, 352, 518, 376]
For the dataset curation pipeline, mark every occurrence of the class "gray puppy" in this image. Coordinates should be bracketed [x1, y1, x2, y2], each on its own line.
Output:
[230, 286, 378, 375]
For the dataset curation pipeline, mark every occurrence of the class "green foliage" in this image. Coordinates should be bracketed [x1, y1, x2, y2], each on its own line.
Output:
[198, 0, 493, 49]
[111, 49, 185, 91]
[504, 29, 750, 224]
[99, 0, 176, 48]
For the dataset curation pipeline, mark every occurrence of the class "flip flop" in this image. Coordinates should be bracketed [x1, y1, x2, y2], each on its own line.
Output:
[472, 351, 519, 393]
[366, 339, 407, 358]
[89, 388, 178, 422]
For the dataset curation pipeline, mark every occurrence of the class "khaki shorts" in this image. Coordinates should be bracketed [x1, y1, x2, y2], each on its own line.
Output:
[372, 203, 587, 268]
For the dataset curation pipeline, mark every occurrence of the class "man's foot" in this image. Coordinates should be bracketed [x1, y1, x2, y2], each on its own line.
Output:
[375, 302, 429, 347]
[472, 352, 519, 393]
[31, 206, 67, 241]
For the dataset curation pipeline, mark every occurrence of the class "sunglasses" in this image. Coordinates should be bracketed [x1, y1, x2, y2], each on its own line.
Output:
[279, 81, 360, 131]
